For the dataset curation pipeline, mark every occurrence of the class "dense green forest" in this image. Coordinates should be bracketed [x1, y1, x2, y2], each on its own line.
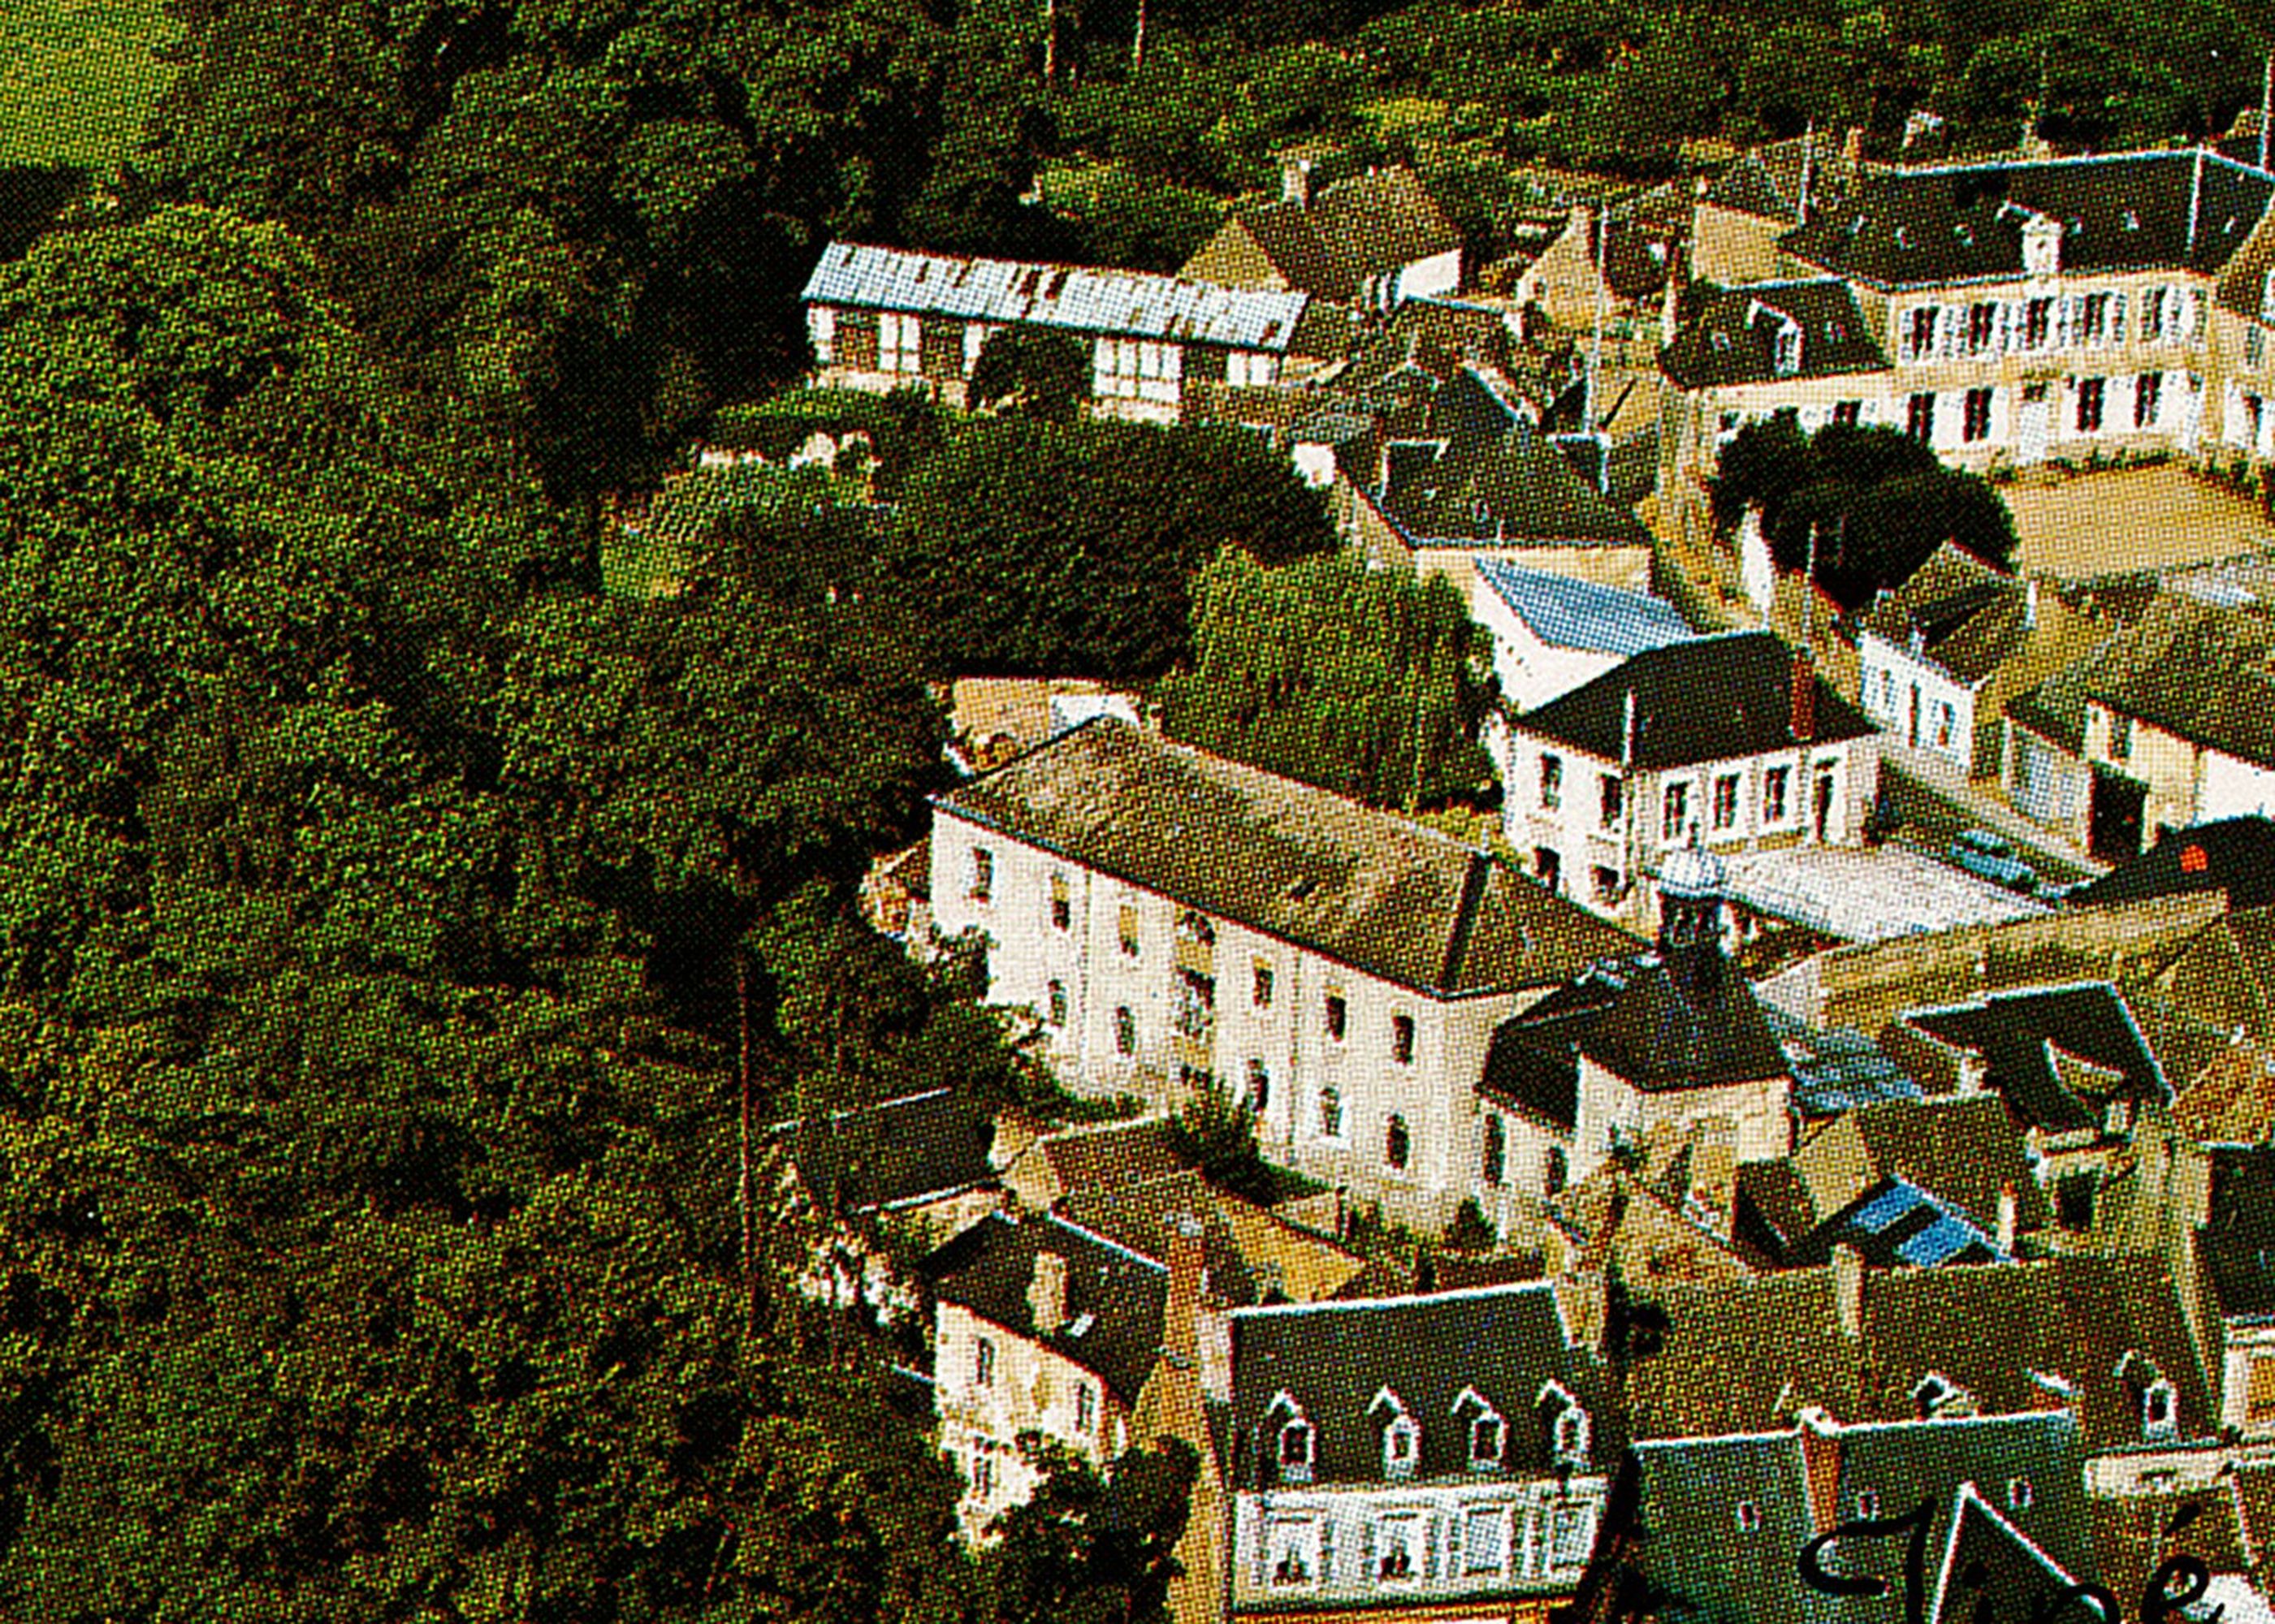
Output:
[0, 0, 2260, 1612]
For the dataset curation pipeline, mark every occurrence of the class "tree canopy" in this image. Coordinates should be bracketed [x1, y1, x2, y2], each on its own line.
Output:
[1157, 548, 1495, 810]
[1710, 414, 2020, 608]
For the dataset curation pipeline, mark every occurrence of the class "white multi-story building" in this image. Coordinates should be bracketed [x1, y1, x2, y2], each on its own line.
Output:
[928, 717, 1639, 1231]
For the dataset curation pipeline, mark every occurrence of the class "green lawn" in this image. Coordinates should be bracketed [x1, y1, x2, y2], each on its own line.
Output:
[0, 0, 178, 166]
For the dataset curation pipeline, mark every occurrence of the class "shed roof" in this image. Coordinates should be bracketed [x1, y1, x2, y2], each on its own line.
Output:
[802, 241, 1315, 351]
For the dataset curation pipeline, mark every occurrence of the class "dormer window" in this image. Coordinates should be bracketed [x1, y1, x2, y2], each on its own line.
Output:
[1910, 1371, 1974, 1419]
[1774, 320, 1801, 377]
[1278, 1419, 1315, 1482]
[1856, 1491, 1881, 1520]
[1539, 1380, 1589, 1468]
[1371, 1389, 1420, 1479]
[1736, 1501, 1763, 1534]
[2142, 1376, 2178, 1442]
[1454, 1386, 1506, 1472]
[2008, 1477, 2035, 1510]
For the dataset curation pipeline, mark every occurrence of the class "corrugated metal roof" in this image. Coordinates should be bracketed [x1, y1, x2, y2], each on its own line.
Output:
[802, 241, 1314, 352]
[1477, 560, 1698, 658]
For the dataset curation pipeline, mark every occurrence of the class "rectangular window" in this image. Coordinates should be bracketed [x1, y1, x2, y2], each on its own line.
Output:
[880, 310, 922, 374]
[1832, 399, 1862, 427]
[1967, 301, 1998, 353]
[1325, 993, 1347, 1043]
[1662, 780, 1690, 842]
[1540, 753, 1564, 810]
[1963, 387, 1993, 443]
[2078, 292, 2110, 346]
[1464, 1507, 1509, 1575]
[2252, 326, 2268, 370]
[1114, 1005, 1136, 1055]
[1592, 866, 1621, 903]
[1763, 765, 1790, 824]
[1391, 1014, 1416, 1065]
[2143, 287, 2167, 341]
[2024, 298, 2052, 350]
[2076, 376, 2106, 434]
[1076, 1382, 1096, 1434]
[971, 1449, 995, 1501]
[1047, 979, 1067, 1027]
[1713, 773, 1740, 831]
[2109, 711, 2133, 761]
[1176, 970, 1216, 1038]
[1905, 305, 1937, 361]
[1906, 391, 1935, 441]
[1049, 873, 1070, 931]
[1934, 702, 1955, 751]
[969, 847, 993, 903]
[1253, 961, 1274, 1009]
[1118, 905, 1140, 958]
[1599, 773, 1624, 830]
[1551, 1505, 1597, 1570]
[975, 1337, 996, 1388]
[2136, 371, 2162, 429]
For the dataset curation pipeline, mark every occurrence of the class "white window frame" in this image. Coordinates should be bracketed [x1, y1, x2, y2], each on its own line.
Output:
[880, 310, 921, 374]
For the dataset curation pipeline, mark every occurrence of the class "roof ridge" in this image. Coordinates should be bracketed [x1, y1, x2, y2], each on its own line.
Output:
[1439, 851, 1492, 990]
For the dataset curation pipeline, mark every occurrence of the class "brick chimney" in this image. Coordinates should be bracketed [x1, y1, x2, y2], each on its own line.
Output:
[1789, 649, 1817, 745]
[1831, 1242, 1864, 1340]
[1554, 1269, 1611, 1357]
[1281, 153, 1313, 209]
[1028, 1249, 1069, 1333]
[1797, 1406, 1844, 1534]
[1842, 125, 1866, 178]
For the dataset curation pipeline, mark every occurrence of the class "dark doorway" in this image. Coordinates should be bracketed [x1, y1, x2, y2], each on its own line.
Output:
[2088, 766, 2147, 863]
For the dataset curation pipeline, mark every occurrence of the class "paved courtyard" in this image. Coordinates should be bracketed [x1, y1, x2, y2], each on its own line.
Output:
[2004, 462, 2275, 581]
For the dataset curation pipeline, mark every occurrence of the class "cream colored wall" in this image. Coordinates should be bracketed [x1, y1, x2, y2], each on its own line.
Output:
[1691, 203, 1788, 287]
[1183, 220, 1291, 291]
[1568, 1058, 1792, 1186]
[936, 1300, 1128, 1540]
[2084, 706, 2199, 844]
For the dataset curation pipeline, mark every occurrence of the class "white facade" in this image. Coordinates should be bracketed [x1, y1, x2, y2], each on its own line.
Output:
[936, 1298, 1130, 1540]
[1474, 594, 1636, 719]
[1857, 631, 1979, 769]
[928, 808, 1537, 1230]
[2199, 747, 2275, 822]
[1232, 1475, 1607, 1612]
[1501, 732, 1879, 928]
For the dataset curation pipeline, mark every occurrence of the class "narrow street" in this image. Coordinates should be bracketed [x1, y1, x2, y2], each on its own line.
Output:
[1875, 736, 2108, 887]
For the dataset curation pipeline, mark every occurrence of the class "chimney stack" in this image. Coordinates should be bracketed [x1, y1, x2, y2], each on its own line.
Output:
[1029, 1249, 1069, 1333]
[1553, 1269, 1612, 1358]
[2024, 576, 2040, 631]
[1621, 688, 1638, 770]
[1797, 1406, 1843, 1534]
[1685, 1119, 1739, 1239]
[1996, 1181, 2019, 1255]
[1831, 1242, 1864, 1340]
[1789, 650, 1817, 745]
[1281, 153, 1313, 209]
[1957, 1049, 1988, 1097]
[1842, 125, 1865, 178]
[1161, 1213, 1205, 1371]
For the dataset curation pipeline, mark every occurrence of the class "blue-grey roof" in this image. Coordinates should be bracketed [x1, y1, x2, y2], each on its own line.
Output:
[802, 241, 1313, 352]
[1769, 1011, 1924, 1117]
[1477, 561, 1699, 659]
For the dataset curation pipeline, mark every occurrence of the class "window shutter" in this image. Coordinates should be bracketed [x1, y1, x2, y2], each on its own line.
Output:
[2057, 296, 2075, 350]
[2111, 292, 2126, 344]
[1320, 1516, 1336, 1581]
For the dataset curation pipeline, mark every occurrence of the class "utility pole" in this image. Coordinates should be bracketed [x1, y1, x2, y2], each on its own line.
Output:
[737, 948, 757, 1344]
[1131, 0, 1147, 74]
[1585, 200, 1611, 434]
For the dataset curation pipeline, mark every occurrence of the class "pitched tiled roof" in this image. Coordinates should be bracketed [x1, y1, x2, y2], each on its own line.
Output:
[769, 1088, 1001, 1215]
[923, 1210, 1169, 1406]
[1225, 1283, 1598, 1488]
[1379, 417, 1655, 550]
[1860, 1255, 2215, 1453]
[2205, 1145, 2275, 1324]
[2066, 594, 2275, 770]
[1512, 632, 1875, 770]
[936, 719, 1641, 997]
[1660, 279, 1892, 391]
[1781, 151, 2275, 288]
[1859, 543, 2031, 687]
[1622, 1268, 1863, 1440]
[2173, 1039, 2275, 1144]
[1057, 1168, 1374, 1306]
[2091, 1484, 2256, 1608]
[1218, 166, 1462, 306]
[802, 241, 1314, 351]
[1477, 562, 1699, 660]
[1023, 1117, 1184, 1196]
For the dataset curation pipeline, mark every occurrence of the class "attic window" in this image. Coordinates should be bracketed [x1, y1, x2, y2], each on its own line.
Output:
[1711, 330, 1732, 351]
[1736, 1501, 1763, 1534]
[1384, 1415, 1420, 1479]
[2143, 1378, 2178, 1441]
[1856, 1491, 1882, 1519]
[1278, 1419, 1315, 1482]
[2123, 209, 2141, 231]
[2007, 1478, 2034, 1510]
[1470, 1415, 1505, 1470]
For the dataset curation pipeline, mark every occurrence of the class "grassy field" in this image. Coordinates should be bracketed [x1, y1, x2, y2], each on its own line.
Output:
[0, 0, 178, 166]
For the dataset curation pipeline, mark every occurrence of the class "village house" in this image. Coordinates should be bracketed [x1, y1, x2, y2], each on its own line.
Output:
[1181, 159, 1464, 315]
[1474, 560, 1698, 719]
[1854, 542, 2099, 779]
[1659, 149, 2275, 537]
[1218, 1282, 1613, 1622]
[799, 241, 1351, 422]
[1498, 630, 1879, 923]
[1471, 842, 1797, 1224]
[1510, 197, 1686, 333]
[923, 1209, 1168, 1540]
[1688, 127, 1866, 286]
[2005, 586, 2275, 862]
[925, 716, 1639, 1231]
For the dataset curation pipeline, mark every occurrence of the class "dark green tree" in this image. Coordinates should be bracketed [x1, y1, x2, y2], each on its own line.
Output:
[1157, 549, 1494, 810]
[986, 1437, 1200, 1624]
[968, 326, 1094, 421]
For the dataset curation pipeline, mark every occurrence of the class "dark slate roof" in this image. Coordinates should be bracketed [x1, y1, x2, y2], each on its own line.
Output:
[2069, 817, 2275, 912]
[2065, 594, 2275, 770]
[1630, 1431, 1820, 1624]
[1703, 133, 1858, 226]
[1660, 279, 1892, 391]
[1226, 1285, 1598, 1489]
[1859, 544, 2032, 688]
[1780, 151, 2275, 288]
[1513, 632, 1872, 768]
[770, 1087, 1000, 1215]
[1239, 200, 1350, 302]
[2204, 1145, 2275, 1324]
[1901, 982, 2169, 1135]
[1930, 1481, 2089, 1624]
[1621, 1268, 1864, 1440]
[1379, 417, 1655, 551]
[1477, 561, 1699, 659]
[1585, 952, 1793, 1092]
[1861, 1256, 2217, 1453]
[923, 1210, 1169, 1406]
[936, 719, 1641, 997]
[1629, 1415, 2092, 1624]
